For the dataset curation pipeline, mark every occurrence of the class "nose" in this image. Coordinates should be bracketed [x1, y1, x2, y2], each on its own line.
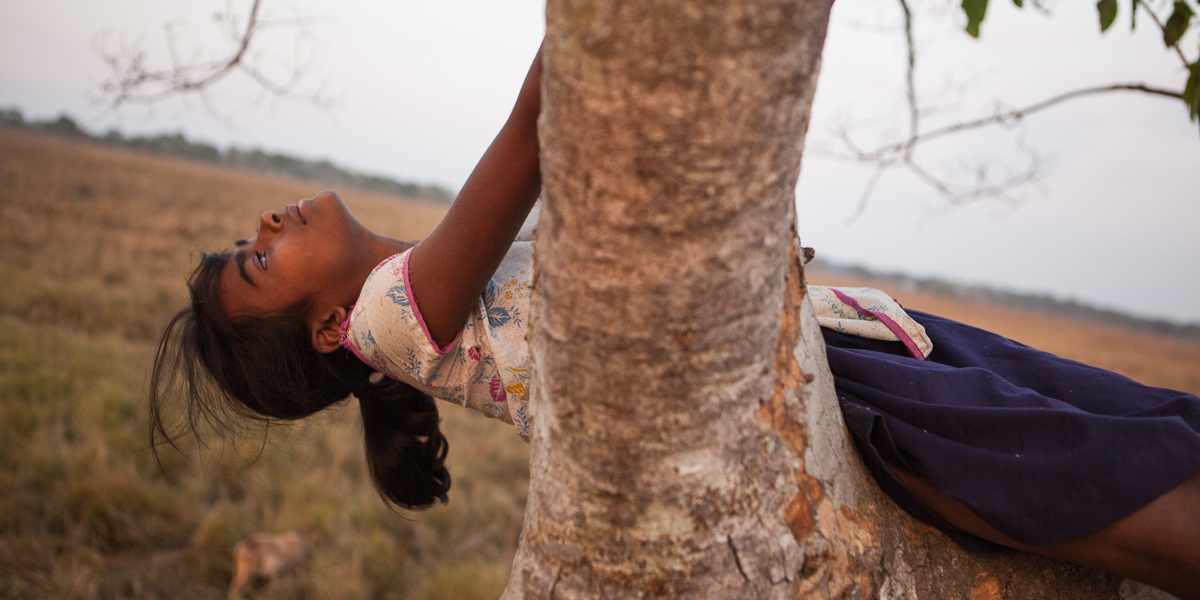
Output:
[259, 210, 284, 234]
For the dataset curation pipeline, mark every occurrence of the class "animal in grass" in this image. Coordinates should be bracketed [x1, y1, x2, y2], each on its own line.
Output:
[227, 530, 320, 600]
[148, 40, 1200, 599]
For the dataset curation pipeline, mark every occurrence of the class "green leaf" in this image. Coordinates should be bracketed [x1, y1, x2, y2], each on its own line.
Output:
[963, 0, 990, 38]
[1163, 0, 1194, 47]
[1097, 0, 1118, 32]
[1184, 60, 1200, 122]
[1012, 0, 1023, 7]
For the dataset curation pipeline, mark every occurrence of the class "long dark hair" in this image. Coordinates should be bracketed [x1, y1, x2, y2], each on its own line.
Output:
[149, 251, 450, 509]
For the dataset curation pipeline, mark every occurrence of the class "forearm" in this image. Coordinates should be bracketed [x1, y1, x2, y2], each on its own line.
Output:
[446, 50, 543, 262]
[508, 43, 542, 135]
[407, 43, 544, 347]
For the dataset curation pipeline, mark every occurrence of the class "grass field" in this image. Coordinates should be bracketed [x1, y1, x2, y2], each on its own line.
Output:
[1, 129, 1197, 599]
[0, 130, 527, 600]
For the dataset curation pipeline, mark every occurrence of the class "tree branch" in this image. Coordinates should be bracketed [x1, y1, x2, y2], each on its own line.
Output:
[1134, 0, 1191, 68]
[821, 0, 1191, 221]
[91, 0, 334, 119]
[857, 82, 1183, 162]
[899, 0, 919, 158]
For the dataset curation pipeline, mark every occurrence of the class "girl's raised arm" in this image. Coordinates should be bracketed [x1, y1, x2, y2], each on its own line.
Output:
[405, 43, 544, 348]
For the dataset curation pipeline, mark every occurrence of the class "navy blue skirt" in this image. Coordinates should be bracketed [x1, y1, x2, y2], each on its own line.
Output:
[822, 310, 1200, 552]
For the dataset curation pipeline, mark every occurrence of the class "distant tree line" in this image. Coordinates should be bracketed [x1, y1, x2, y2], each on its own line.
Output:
[0, 107, 454, 204]
[810, 258, 1200, 343]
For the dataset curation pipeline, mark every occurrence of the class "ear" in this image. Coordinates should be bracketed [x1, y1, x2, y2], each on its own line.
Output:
[311, 305, 349, 354]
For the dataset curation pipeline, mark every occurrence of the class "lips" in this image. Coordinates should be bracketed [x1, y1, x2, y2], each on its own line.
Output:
[288, 203, 307, 225]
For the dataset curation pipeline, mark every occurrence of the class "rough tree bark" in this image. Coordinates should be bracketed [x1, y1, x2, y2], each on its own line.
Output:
[504, 1, 1174, 598]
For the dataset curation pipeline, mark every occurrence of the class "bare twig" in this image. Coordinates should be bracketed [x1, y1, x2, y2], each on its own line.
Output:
[834, 0, 1043, 221]
[843, 163, 893, 224]
[91, 0, 334, 120]
[856, 82, 1183, 162]
[824, 0, 1191, 221]
[899, 0, 919, 158]
[1134, 0, 1191, 68]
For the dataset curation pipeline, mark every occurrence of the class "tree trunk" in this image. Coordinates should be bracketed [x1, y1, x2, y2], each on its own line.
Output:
[504, 1, 1171, 598]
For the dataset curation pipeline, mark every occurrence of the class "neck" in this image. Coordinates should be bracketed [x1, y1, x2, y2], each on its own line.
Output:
[370, 234, 416, 262]
[334, 234, 418, 311]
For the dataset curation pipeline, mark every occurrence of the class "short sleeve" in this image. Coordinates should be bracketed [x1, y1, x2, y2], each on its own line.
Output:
[809, 285, 933, 359]
[343, 250, 480, 391]
[340, 243, 535, 435]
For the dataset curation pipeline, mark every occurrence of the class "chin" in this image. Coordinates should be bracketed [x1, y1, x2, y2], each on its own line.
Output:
[312, 190, 373, 238]
[313, 190, 345, 209]
[312, 191, 357, 222]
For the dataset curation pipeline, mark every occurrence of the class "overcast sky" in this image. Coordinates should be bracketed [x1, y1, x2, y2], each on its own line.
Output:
[2, 0, 1197, 323]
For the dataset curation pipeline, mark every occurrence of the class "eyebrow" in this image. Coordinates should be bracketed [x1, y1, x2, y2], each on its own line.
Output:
[232, 245, 257, 288]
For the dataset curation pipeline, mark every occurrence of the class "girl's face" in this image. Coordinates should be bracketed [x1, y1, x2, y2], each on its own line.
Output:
[219, 191, 377, 321]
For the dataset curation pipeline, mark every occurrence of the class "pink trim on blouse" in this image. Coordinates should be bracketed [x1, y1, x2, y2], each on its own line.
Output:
[337, 305, 376, 366]
[338, 307, 402, 383]
[402, 250, 460, 355]
[830, 289, 926, 361]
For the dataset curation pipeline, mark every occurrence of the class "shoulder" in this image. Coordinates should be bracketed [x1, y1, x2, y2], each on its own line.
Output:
[359, 251, 409, 298]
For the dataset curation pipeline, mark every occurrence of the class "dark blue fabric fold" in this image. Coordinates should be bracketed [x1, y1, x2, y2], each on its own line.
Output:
[823, 310, 1200, 551]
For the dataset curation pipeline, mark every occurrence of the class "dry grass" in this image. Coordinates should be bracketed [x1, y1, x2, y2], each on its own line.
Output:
[2, 129, 1197, 599]
[0, 130, 528, 600]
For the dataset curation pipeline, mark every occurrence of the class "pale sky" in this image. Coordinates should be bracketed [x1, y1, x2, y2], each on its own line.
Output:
[2, 0, 1197, 323]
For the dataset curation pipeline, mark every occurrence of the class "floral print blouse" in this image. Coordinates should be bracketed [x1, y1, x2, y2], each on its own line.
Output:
[340, 209, 930, 440]
[340, 213, 539, 439]
[808, 286, 932, 360]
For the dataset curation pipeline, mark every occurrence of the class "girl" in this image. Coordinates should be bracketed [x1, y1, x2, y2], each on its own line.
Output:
[150, 46, 1200, 596]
